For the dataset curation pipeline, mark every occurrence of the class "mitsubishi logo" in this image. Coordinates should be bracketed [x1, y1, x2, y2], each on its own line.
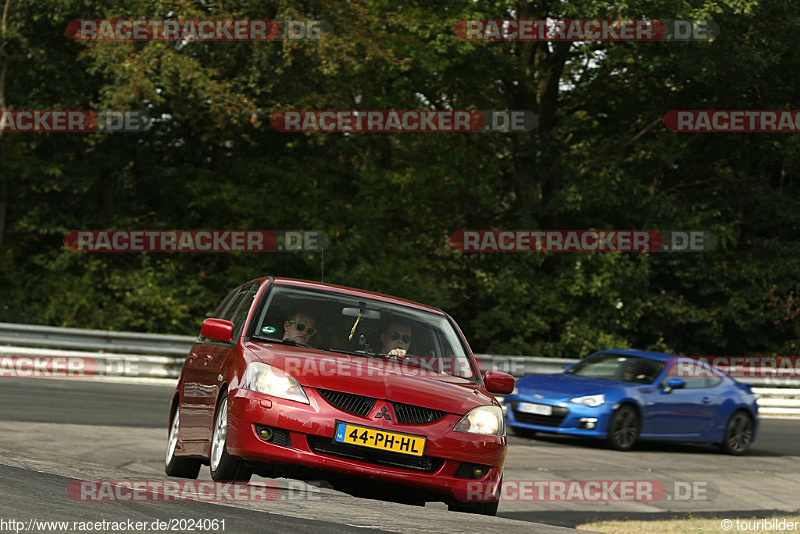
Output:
[375, 405, 392, 421]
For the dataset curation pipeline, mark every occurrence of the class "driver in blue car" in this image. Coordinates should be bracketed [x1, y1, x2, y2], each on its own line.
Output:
[622, 359, 654, 383]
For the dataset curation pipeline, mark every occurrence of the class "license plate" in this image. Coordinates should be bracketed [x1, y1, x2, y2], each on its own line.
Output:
[334, 421, 426, 457]
[517, 402, 553, 416]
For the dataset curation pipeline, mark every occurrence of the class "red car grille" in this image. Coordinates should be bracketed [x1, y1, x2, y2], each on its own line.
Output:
[393, 402, 446, 425]
[318, 389, 375, 416]
[317, 389, 446, 424]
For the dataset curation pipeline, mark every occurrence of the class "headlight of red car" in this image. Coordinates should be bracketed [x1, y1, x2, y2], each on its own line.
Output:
[453, 406, 505, 436]
[243, 362, 310, 404]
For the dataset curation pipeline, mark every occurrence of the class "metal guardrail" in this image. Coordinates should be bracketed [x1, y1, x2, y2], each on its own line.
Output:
[0, 346, 182, 378]
[0, 322, 797, 415]
[475, 354, 577, 376]
[0, 322, 193, 356]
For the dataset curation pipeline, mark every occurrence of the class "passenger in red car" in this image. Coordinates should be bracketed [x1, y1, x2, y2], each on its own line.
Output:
[283, 311, 317, 344]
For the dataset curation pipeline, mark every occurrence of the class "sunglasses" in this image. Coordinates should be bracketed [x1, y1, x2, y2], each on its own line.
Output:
[388, 331, 412, 344]
[288, 321, 317, 337]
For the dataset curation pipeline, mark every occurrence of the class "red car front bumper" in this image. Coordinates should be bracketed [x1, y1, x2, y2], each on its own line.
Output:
[225, 388, 506, 502]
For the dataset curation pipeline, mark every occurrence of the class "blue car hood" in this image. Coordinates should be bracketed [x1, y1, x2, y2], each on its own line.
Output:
[517, 373, 625, 399]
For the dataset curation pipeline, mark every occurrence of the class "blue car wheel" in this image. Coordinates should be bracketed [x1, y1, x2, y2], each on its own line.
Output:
[606, 405, 640, 451]
[717, 410, 754, 455]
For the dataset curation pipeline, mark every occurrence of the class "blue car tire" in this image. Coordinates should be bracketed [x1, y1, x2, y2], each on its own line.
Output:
[717, 410, 754, 455]
[606, 405, 640, 451]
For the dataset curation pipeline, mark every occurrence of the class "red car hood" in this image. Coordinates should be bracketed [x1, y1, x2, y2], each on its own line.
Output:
[245, 342, 495, 415]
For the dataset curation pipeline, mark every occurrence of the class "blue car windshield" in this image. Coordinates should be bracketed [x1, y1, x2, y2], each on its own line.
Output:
[566, 353, 664, 384]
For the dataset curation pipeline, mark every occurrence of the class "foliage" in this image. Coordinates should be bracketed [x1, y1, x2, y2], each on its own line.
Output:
[1, 0, 799, 359]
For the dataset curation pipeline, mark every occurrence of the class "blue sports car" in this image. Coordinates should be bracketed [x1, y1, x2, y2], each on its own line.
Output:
[504, 349, 759, 454]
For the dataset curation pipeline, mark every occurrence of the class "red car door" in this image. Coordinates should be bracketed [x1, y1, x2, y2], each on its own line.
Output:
[179, 286, 248, 441]
[178, 345, 208, 441]
[194, 283, 258, 439]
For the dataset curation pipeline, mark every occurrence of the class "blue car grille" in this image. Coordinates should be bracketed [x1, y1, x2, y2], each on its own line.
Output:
[512, 403, 569, 427]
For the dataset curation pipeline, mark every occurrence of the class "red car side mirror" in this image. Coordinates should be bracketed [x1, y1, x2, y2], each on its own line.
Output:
[484, 370, 515, 395]
[200, 318, 234, 343]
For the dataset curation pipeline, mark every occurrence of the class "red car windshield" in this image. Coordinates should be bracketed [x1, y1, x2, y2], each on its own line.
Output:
[250, 285, 477, 380]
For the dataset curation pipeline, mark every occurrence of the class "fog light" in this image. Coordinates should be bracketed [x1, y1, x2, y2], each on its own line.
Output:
[579, 417, 598, 430]
[454, 463, 491, 479]
[259, 427, 273, 440]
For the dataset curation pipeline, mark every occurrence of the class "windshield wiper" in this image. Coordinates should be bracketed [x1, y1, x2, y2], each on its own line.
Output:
[397, 358, 438, 373]
[251, 335, 313, 348]
[324, 348, 440, 373]
[321, 335, 382, 358]
[323, 348, 382, 359]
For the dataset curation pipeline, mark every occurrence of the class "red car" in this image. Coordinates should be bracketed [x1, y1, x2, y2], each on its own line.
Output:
[165, 277, 514, 515]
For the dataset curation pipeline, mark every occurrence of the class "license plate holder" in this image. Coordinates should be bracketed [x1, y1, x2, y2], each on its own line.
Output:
[334, 421, 426, 457]
[517, 402, 553, 416]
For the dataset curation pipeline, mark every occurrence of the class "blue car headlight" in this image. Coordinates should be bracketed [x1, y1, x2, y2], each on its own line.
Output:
[569, 394, 605, 407]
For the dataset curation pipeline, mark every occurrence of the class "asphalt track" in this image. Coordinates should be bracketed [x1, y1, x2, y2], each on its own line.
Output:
[0, 378, 798, 532]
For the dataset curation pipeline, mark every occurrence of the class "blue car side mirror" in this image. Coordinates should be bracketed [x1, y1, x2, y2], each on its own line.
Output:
[564, 364, 575, 372]
[663, 378, 686, 392]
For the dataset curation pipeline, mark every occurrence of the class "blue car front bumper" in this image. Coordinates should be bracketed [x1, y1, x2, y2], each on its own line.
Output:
[504, 396, 613, 438]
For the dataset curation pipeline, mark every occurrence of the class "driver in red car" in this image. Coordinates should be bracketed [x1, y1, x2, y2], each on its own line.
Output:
[283, 311, 317, 344]
[380, 321, 413, 357]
